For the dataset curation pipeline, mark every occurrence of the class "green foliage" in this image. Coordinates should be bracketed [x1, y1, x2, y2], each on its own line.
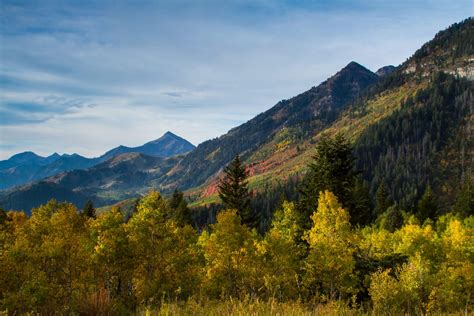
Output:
[218, 155, 258, 228]
[417, 185, 438, 222]
[374, 182, 392, 217]
[299, 134, 370, 226]
[454, 178, 474, 217]
[377, 205, 404, 232]
[355, 73, 473, 209]
[168, 189, 192, 226]
[351, 178, 372, 226]
[82, 200, 96, 219]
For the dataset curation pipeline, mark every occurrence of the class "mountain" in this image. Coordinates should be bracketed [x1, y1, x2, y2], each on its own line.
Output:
[0, 152, 60, 170]
[160, 61, 379, 190]
[375, 65, 396, 76]
[1, 18, 472, 213]
[0, 132, 195, 190]
[99, 132, 195, 161]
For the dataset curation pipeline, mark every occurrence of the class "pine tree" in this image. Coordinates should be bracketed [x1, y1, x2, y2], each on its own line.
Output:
[453, 178, 473, 217]
[0, 208, 7, 225]
[417, 185, 437, 222]
[298, 134, 357, 225]
[374, 182, 393, 217]
[168, 189, 192, 226]
[82, 200, 96, 219]
[351, 178, 373, 226]
[379, 205, 404, 232]
[218, 155, 258, 228]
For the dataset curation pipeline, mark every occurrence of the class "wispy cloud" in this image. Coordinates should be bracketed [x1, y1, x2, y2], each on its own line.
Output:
[0, 0, 471, 159]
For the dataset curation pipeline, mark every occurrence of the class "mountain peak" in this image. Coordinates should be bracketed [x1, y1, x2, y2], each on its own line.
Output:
[376, 65, 396, 76]
[342, 61, 368, 71]
[163, 131, 176, 137]
[9, 151, 42, 163]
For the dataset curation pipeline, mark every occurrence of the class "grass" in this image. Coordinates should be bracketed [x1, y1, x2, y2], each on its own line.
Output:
[139, 299, 364, 316]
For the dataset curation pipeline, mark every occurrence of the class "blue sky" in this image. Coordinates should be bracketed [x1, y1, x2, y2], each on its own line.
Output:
[0, 0, 471, 159]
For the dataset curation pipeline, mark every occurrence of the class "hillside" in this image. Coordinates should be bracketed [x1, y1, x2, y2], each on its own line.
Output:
[161, 61, 379, 190]
[191, 18, 474, 210]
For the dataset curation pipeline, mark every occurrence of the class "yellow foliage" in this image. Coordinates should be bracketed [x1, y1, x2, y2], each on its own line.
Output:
[304, 191, 356, 299]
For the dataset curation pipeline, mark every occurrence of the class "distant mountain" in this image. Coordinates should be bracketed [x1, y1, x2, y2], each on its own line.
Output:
[99, 132, 195, 162]
[0, 132, 195, 190]
[375, 65, 396, 76]
[0, 152, 60, 170]
[0, 153, 181, 214]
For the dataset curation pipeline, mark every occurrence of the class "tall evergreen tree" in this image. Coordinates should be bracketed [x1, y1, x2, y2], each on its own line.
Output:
[378, 205, 404, 232]
[351, 178, 373, 226]
[298, 134, 358, 225]
[417, 185, 438, 222]
[82, 200, 96, 219]
[453, 178, 474, 217]
[0, 207, 7, 225]
[168, 189, 192, 226]
[374, 182, 393, 217]
[218, 155, 258, 228]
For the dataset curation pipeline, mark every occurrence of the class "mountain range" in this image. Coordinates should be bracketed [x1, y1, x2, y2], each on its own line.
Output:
[1, 18, 472, 213]
[0, 131, 194, 190]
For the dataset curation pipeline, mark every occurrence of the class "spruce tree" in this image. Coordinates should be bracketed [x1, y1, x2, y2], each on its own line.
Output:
[168, 189, 192, 226]
[417, 185, 437, 222]
[374, 182, 393, 217]
[0, 207, 7, 225]
[218, 155, 258, 228]
[82, 200, 96, 219]
[298, 134, 358, 225]
[453, 178, 474, 217]
[379, 205, 404, 232]
[351, 178, 373, 226]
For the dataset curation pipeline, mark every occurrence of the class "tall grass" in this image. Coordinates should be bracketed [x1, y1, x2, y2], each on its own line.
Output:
[139, 298, 364, 316]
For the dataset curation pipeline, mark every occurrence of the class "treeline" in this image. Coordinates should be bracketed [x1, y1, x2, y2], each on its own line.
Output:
[1, 134, 472, 314]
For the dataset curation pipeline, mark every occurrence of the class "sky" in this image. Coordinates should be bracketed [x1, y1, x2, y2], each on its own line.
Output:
[0, 0, 471, 159]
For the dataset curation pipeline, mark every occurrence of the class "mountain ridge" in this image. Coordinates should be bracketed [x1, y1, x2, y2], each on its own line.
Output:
[0, 131, 195, 190]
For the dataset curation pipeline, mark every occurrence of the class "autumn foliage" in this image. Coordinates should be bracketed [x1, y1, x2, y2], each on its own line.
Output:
[0, 188, 472, 314]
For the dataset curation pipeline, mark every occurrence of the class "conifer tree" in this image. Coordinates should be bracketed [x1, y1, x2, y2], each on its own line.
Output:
[168, 189, 192, 226]
[0, 208, 7, 225]
[417, 185, 438, 222]
[218, 155, 258, 228]
[453, 178, 473, 217]
[375, 182, 392, 217]
[298, 134, 358, 225]
[351, 178, 372, 226]
[82, 200, 96, 219]
[379, 205, 404, 232]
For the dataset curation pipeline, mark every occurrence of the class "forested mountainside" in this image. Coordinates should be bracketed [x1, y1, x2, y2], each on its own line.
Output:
[355, 73, 472, 210]
[1, 18, 472, 213]
[0, 131, 194, 190]
[190, 18, 473, 211]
